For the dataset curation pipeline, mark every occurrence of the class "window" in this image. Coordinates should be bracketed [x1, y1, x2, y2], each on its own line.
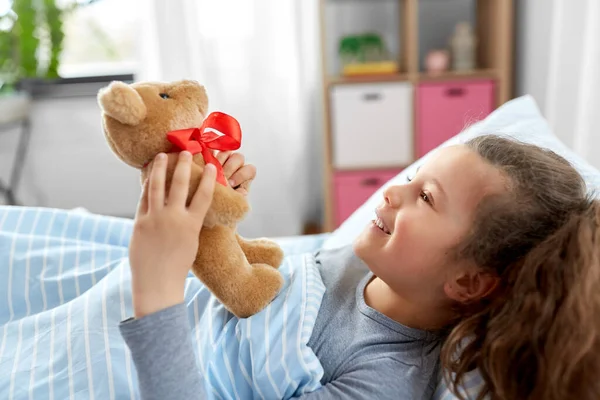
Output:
[57, 0, 140, 78]
[0, 0, 140, 80]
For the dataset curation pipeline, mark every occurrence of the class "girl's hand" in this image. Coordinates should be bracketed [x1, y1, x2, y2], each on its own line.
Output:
[215, 151, 256, 196]
[129, 151, 217, 318]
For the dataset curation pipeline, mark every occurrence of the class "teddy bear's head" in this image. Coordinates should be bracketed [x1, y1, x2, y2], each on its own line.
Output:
[97, 79, 250, 227]
[97, 79, 208, 168]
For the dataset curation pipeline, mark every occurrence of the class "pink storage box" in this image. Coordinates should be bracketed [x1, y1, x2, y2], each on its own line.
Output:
[334, 168, 401, 227]
[416, 79, 495, 157]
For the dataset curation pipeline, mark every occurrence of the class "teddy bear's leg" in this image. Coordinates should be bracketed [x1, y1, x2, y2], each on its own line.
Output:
[193, 225, 284, 318]
[231, 263, 284, 317]
[235, 234, 284, 269]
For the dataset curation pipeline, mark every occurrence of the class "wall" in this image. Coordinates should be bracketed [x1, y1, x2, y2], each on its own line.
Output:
[3, 0, 597, 231]
[0, 93, 141, 218]
[418, 0, 475, 71]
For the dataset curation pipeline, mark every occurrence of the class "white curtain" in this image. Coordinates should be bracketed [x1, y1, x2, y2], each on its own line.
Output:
[138, 0, 323, 237]
[540, 0, 600, 169]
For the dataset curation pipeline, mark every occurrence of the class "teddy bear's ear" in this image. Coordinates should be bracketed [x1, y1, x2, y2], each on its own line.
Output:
[97, 81, 147, 126]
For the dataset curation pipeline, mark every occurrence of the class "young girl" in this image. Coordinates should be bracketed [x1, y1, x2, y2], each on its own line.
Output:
[119, 135, 600, 400]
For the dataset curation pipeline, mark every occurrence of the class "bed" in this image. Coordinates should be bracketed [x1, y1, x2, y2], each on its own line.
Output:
[0, 205, 331, 400]
[1, 95, 599, 400]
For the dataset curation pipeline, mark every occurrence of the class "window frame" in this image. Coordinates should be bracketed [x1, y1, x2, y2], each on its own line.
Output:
[19, 73, 135, 99]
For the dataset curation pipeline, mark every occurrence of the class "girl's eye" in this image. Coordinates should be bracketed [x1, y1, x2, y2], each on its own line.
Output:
[406, 174, 433, 205]
[420, 191, 431, 204]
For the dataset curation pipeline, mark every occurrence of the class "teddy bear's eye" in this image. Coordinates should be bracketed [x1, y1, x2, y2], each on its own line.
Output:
[159, 93, 170, 99]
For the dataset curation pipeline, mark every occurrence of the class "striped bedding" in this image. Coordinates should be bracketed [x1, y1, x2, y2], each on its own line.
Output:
[199, 253, 325, 399]
[0, 205, 484, 399]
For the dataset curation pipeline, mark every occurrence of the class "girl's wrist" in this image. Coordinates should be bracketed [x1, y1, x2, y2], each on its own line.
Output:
[131, 279, 186, 318]
[133, 292, 185, 318]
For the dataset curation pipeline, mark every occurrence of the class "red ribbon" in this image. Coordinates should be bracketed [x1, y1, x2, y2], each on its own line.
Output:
[166, 112, 242, 186]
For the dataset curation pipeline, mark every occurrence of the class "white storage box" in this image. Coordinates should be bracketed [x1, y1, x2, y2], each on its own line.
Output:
[330, 82, 413, 168]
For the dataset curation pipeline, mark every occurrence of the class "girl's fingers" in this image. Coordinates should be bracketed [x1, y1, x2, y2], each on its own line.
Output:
[135, 178, 150, 217]
[215, 150, 232, 166]
[189, 163, 217, 218]
[228, 164, 256, 189]
[168, 151, 193, 208]
[148, 153, 167, 212]
[221, 153, 245, 183]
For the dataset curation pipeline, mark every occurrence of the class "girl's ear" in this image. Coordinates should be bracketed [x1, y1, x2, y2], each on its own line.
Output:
[444, 269, 499, 303]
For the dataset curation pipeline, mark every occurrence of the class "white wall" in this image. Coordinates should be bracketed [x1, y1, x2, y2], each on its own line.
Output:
[0, 95, 141, 217]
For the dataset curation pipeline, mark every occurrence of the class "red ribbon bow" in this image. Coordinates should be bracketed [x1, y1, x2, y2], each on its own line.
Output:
[166, 112, 242, 186]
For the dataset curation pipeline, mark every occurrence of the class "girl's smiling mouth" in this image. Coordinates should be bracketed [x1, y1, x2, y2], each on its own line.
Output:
[373, 209, 391, 235]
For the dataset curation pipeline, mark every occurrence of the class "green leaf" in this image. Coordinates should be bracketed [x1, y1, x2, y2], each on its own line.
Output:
[12, 0, 39, 78]
[43, 0, 64, 78]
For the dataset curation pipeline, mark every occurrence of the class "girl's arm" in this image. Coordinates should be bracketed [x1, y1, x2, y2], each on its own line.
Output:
[120, 150, 255, 399]
[120, 150, 216, 399]
[127, 151, 217, 318]
[119, 304, 207, 400]
[121, 308, 431, 400]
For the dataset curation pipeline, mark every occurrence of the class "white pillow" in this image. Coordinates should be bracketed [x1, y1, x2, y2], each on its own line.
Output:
[323, 95, 600, 251]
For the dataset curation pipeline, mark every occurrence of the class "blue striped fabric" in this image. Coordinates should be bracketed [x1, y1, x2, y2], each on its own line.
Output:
[0, 206, 328, 400]
[0, 207, 135, 400]
[0, 205, 486, 400]
[198, 254, 325, 399]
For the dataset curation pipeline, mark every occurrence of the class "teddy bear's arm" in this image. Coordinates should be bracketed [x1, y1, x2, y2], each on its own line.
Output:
[236, 234, 284, 269]
[190, 154, 250, 226]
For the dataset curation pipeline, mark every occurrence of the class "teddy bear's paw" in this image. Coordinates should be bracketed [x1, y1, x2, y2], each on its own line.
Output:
[210, 184, 251, 224]
[259, 242, 284, 269]
[229, 265, 284, 318]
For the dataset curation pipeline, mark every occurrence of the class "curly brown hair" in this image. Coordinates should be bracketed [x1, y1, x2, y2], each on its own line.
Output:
[441, 135, 600, 400]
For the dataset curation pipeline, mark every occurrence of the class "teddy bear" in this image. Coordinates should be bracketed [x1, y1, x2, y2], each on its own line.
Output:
[97, 79, 284, 318]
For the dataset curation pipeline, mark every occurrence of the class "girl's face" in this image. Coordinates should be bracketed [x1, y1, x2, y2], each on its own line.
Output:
[353, 145, 506, 306]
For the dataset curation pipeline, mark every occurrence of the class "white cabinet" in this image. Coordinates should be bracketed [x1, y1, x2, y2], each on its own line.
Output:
[330, 82, 413, 169]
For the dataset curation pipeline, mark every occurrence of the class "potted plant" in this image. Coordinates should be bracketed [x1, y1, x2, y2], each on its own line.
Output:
[337, 32, 399, 77]
[0, 0, 66, 123]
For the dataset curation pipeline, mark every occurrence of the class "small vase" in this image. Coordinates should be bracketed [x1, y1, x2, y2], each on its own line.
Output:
[450, 22, 477, 71]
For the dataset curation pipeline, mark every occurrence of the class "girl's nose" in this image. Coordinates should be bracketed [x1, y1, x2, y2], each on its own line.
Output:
[383, 185, 403, 208]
